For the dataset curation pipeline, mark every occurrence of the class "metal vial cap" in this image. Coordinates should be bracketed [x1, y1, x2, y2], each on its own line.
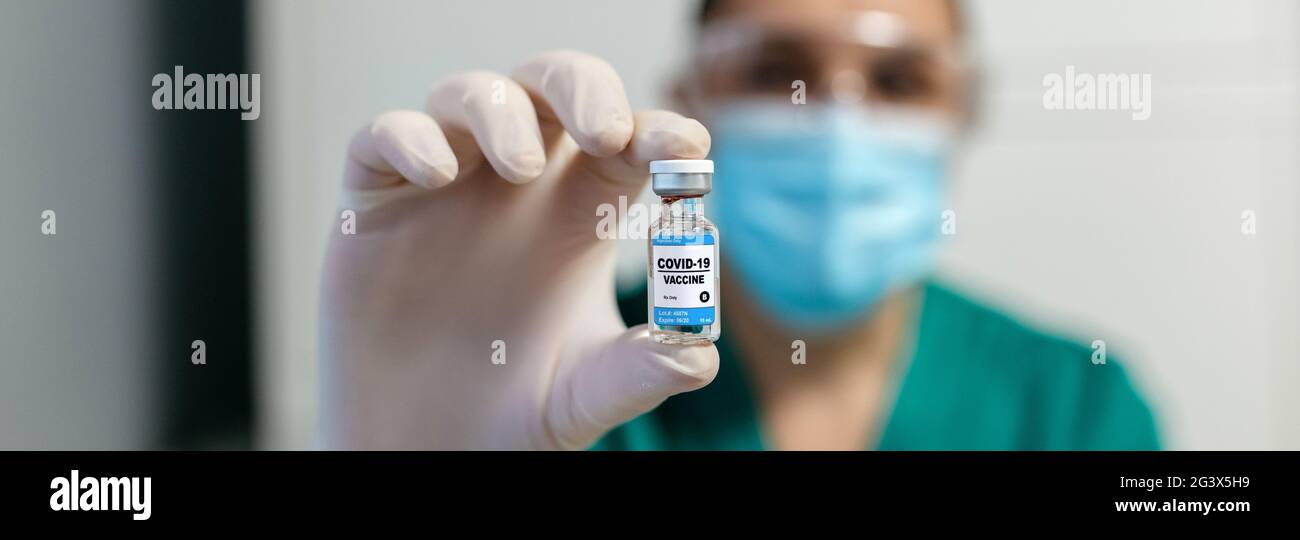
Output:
[650, 159, 713, 196]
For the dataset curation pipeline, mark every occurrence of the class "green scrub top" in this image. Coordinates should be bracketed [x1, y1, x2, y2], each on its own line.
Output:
[594, 281, 1160, 450]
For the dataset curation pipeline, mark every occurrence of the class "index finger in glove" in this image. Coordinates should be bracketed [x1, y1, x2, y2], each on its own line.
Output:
[512, 49, 635, 159]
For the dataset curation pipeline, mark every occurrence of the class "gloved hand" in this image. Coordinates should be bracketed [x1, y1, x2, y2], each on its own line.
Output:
[320, 50, 719, 449]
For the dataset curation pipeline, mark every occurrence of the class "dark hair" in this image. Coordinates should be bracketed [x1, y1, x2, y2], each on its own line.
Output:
[698, 0, 965, 37]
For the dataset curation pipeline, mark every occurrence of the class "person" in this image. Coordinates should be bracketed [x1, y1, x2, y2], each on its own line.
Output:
[319, 0, 1160, 450]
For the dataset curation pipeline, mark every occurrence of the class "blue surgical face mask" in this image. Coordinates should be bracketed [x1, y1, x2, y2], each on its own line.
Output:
[709, 101, 952, 332]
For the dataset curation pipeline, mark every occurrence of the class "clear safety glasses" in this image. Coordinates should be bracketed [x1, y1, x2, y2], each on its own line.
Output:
[686, 9, 969, 114]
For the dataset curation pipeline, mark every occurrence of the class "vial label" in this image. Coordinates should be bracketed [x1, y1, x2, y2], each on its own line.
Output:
[650, 232, 716, 326]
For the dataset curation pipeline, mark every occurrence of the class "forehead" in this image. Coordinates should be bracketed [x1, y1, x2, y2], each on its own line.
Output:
[707, 0, 959, 45]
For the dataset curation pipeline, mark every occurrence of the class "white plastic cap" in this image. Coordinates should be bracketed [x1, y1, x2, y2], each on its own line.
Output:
[649, 159, 714, 174]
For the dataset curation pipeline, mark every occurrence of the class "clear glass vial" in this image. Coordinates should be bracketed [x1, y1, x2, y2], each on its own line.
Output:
[647, 160, 721, 344]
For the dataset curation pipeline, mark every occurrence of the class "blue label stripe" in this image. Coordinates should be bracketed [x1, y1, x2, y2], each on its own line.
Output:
[653, 306, 716, 326]
[652, 232, 715, 246]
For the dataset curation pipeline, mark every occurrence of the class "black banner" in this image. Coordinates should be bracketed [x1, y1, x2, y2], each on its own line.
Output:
[2, 451, 1294, 526]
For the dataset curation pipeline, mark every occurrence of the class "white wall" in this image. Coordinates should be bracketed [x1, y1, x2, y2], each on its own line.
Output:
[253, 0, 1299, 449]
[0, 0, 159, 449]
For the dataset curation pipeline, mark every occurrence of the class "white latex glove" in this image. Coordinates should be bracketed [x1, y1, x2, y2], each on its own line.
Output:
[320, 50, 719, 449]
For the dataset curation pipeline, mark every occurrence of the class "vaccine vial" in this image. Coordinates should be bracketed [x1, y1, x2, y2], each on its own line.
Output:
[647, 160, 720, 345]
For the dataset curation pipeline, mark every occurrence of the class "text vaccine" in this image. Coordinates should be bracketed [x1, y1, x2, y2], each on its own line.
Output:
[648, 159, 721, 345]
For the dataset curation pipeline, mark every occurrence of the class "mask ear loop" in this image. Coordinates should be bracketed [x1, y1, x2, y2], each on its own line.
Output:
[953, 47, 981, 135]
[890, 44, 976, 143]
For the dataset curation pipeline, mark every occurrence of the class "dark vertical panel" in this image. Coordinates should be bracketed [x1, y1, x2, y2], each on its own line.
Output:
[149, 0, 253, 448]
